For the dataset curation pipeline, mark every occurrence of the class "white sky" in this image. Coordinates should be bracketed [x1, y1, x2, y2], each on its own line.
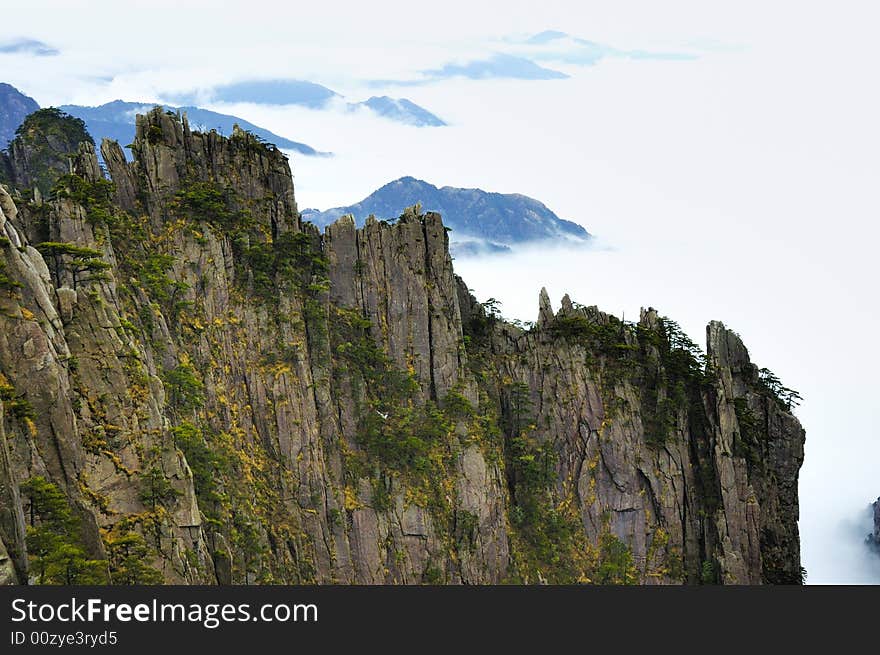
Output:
[3, 0, 879, 583]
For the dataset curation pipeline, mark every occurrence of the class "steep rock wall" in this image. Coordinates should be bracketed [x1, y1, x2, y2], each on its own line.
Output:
[0, 108, 805, 585]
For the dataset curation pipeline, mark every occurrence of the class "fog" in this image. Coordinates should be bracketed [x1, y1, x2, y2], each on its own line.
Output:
[219, 44, 880, 581]
[2, 0, 879, 582]
[265, 26, 880, 584]
[454, 240, 880, 584]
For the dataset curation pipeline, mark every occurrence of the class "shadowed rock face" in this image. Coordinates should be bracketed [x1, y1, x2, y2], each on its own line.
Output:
[0, 107, 805, 585]
[1, 107, 92, 202]
[870, 499, 880, 552]
[876, 500, 880, 540]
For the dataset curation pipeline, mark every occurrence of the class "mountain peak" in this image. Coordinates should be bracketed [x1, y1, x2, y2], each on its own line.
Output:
[58, 100, 325, 158]
[360, 97, 446, 126]
[390, 175, 433, 187]
[301, 177, 589, 247]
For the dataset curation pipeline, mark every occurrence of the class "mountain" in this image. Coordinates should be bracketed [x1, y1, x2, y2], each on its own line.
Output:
[301, 176, 589, 251]
[0, 108, 804, 586]
[170, 79, 446, 127]
[358, 96, 445, 127]
[0, 83, 39, 148]
[0, 107, 91, 195]
[423, 53, 569, 81]
[0, 38, 59, 57]
[182, 79, 340, 109]
[59, 100, 324, 159]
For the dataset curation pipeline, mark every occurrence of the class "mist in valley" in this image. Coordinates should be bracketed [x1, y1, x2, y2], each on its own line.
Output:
[3, 0, 879, 583]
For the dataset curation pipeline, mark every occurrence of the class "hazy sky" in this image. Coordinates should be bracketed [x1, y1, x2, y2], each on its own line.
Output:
[3, 1, 879, 583]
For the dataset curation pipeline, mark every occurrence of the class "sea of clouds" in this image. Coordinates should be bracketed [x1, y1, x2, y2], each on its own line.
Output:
[2, 0, 879, 583]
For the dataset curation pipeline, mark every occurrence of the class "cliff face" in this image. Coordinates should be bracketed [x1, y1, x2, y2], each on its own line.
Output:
[0, 108, 805, 585]
[871, 499, 879, 553]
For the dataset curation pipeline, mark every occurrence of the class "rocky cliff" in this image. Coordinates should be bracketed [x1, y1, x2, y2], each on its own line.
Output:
[0, 108, 805, 585]
[1, 107, 91, 197]
[59, 100, 323, 159]
[870, 498, 880, 554]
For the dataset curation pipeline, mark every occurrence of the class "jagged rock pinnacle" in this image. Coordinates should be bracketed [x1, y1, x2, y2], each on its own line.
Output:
[538, 286, 554, 326]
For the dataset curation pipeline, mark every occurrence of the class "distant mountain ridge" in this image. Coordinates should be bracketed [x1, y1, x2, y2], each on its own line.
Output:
[0, 82, 324, 160]
[301, 176, 589, 253]
[59, 100, 325, 159]
[0, 83, 39, 148]
[358, 96, 445, 127]
[169, 79, 446, 127]
[186, 79, 340, 109]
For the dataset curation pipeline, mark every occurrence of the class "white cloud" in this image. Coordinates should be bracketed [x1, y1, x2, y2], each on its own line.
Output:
[307, 37, 879, 586]
[0, 37, 59, 56]
[2, 0, 879, 583]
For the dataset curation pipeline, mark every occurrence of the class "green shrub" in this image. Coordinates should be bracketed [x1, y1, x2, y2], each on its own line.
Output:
[756, 367, 802, 410]
[422, 564, 445, 584]
[172, 421, 228, 511]
[162, 362, 205, 412]
[171, 180, 242, 231]
[701, 559, 720, 584]
[0, 375, 34, 420]
[20, 476, 108, 584]
[357, 399, 451, 474]
[139, 466, 182, 510]
[595, 530, 638, 585]
[36, 241, 110, 288]
[146, 124, 164, 145]
[105, 530, 163, 584]
[0, 257, 22, 292]
[53, 174, 116, 226]
[454, 510, 479, 551]
[733, 398, 762, 463]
